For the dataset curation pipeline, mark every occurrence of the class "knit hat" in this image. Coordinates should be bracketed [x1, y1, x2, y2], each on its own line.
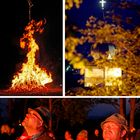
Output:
[77, 130, 88, 139]
[28, 106, 50, 127]
[101, 113, 128, 131]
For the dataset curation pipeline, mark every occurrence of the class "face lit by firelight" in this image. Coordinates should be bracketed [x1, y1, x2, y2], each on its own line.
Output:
[102, 122, 126, 140]
[22, 110, 43, 130]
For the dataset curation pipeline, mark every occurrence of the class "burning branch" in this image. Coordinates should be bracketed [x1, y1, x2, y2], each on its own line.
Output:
[27, 0, 33, 21]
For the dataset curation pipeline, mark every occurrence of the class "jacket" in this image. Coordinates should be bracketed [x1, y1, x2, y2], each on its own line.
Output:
[17, 130, 53, 140]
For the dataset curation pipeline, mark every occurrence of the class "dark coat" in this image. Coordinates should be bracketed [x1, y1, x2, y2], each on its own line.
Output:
[31, 131, 53, 140]
[17, 130, 53, 140]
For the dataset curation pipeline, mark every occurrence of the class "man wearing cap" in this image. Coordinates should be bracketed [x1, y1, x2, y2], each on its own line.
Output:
[76, 129, 88, 140]
[17, 106, 53, 140]
[101, 113, 128, 140]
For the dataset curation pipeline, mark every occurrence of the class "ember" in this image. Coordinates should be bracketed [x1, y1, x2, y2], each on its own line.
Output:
[10, 19, 53, 91]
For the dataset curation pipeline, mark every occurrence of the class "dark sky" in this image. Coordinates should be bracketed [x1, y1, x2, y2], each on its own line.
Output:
[88, 101, 130, 120]
[66, 0, 140, 29]
[0, 0, 62, 89]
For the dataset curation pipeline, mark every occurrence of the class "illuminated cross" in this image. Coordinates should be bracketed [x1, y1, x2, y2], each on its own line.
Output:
[99, 0, 106, 9]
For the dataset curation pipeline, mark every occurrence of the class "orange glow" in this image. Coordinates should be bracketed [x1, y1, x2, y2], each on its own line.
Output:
[11, 20, 53, 90]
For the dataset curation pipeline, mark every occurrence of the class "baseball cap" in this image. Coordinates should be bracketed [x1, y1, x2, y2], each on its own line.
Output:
[28, 106, 50, 127]
[101, 113, 128, 131]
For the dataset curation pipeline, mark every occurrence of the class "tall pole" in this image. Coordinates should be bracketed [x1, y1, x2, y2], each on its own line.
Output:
[27, 0, 33, 21]
[49, 98, 52, 130]
[120, 98, 126, 117]
[129, 98, 135, 140]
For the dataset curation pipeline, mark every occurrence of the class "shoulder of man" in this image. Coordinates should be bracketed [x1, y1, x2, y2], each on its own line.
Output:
[36, 131, 54, 140]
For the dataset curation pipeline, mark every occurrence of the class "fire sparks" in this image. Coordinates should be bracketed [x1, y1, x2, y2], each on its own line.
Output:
[11, 19, 53, 90]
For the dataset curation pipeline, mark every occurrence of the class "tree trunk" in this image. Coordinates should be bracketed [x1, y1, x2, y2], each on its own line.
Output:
[8, 99, 14, 121]
[49, 98, 52, 130]
[129, 98, 135, 140]
[120, 98, 126, 117]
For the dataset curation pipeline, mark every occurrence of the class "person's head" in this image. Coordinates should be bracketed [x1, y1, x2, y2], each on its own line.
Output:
[47, 130, 55, 140]
[65, 130, 72, 140]
[94, 129, 99, 136]
[22, 106, 50, 132]
[76, 130, 88, 140]
[101, 113, 128, 140]
[0, 123, 11, 135]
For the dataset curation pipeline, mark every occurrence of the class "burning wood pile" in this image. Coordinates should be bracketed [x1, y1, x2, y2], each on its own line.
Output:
[9, 19, 53, 92]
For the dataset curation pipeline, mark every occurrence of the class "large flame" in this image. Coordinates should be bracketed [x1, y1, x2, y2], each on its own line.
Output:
[11, 20, 53, 90]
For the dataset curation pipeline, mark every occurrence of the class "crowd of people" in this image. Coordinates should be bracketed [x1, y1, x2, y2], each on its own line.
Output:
[0, 106, 139, 140]
[64, 113, 128, 140]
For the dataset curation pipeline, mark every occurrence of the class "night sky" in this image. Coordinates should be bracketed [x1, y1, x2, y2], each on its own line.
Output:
[66, 0, 140, 28]
[0, 0, 62, 89]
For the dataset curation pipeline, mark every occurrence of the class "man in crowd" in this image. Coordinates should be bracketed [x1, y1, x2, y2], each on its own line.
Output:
[76, 129, 88, 140]
[64, 130, 73, 140]
[93, 128, 102, 140]
[101, 113, 128, 140]
[17, 106, 53, 140]
[0, 122, 16, 140]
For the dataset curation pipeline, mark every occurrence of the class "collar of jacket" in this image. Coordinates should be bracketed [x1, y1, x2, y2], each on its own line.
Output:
[30, 130, 45, 140]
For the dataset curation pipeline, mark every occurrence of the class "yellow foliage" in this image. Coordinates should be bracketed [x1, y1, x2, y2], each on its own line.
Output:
[66, 14, 140, 96]
[65, 36, 88, 75]
[65, 36, 79, 52]
[65, 0, 83, 10]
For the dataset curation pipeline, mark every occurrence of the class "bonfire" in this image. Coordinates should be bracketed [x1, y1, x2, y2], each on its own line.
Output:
[10, 19, 53, 91]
